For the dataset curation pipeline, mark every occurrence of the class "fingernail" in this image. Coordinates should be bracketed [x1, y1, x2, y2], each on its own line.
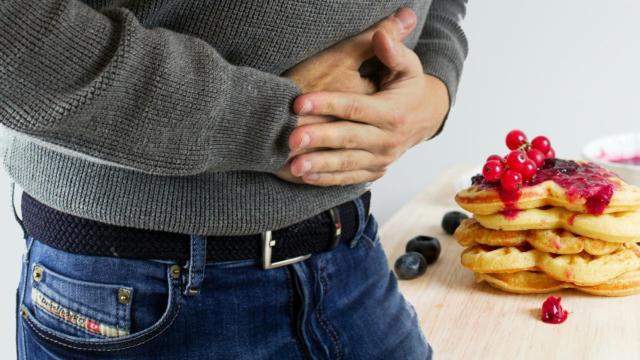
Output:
[299, 160, 312, 175]
[299, 101, 313, 115]
[306, 173, 319, 181]
[394, 8, 414, 32]
[298, 133, 310, 150]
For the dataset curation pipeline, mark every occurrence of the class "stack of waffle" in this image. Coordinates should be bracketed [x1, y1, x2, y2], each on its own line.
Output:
[453, 160, 640, 296]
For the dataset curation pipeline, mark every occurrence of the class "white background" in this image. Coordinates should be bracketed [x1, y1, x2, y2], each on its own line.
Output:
[1, 1, 638, 357]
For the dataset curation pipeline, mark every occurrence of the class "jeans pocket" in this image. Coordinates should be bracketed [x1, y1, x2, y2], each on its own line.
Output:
[18, 238, 182, 352]
[27, 262, 133, 339]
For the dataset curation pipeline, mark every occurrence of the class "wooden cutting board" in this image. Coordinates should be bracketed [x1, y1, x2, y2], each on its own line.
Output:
[379, 167, 640, 360]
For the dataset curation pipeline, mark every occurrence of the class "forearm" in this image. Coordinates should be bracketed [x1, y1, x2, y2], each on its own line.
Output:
[0, 0, 300, 176]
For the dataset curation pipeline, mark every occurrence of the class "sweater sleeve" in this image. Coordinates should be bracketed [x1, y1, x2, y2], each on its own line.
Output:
[415, 0, 469, 106]
[413, 0, 468, 140]
[0, 0, 301, 176]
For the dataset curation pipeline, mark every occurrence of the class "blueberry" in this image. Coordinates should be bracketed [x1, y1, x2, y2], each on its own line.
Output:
[394, 252, 427, 280]
[442, 211, 468, 235]
[406, 236, 441, 264]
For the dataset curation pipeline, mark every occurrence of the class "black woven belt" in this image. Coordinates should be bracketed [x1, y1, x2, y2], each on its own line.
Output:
[21, 191, 371, 266]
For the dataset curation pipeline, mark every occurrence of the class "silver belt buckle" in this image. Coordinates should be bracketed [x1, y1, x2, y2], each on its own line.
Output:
[261, 230, 311, 270]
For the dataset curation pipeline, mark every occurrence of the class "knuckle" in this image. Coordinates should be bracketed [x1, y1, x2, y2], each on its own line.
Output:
[344, 99, 363, 120]
[342, 134, 359, 148]
[382, 135, 402, 149]
[388, 113, 407, 129]
[340, 155, 357, 171]
[381, 146, 401, 160]
[380, 16, 401, 33]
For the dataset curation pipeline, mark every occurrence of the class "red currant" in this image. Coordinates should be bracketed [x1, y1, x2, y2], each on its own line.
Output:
[527, 148, 546, 167]
[531, 136, 551, 153]
[545, 147, 556, 160]
[482, 160, 504, 182]
[486, 154, 504, 163]
[520, 159, 537, 180]
[506, 130, 528, 150]
[501, 170, 523, 192]
[506, 150, 528, 171]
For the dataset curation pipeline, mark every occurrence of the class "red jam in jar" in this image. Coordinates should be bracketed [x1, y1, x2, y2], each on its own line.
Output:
[607, 154, 640, 166]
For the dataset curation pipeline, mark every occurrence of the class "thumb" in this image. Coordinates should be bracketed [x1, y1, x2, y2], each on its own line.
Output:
[336, 7, 417, 68]
[371, 28, 423, 79]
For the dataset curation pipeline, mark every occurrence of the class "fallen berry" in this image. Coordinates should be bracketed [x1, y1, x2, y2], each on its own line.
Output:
[442, 211, 469, 235]
[541, 295, 569, 324]
[406, 236, 441, 264]
[394, 252, 427, 280]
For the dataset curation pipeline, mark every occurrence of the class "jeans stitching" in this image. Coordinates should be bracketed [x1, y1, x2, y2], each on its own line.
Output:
[186, 235, 206, 293]
[20, 308, 28, 360]
[314, 259, 343, 360]
[286, 267, 310, 360]
[18, 236, 34, 314]
[359, 216, 379, 249]
[362, 232, 380, 248]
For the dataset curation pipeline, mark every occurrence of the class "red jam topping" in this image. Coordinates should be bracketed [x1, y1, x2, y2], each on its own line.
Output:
[498, 189, 522, 219]
[473, 159, 617, 215]
[541, 296, 569, 324]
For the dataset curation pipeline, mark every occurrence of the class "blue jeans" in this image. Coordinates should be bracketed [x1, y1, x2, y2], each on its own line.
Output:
[15, 197, 432, 359]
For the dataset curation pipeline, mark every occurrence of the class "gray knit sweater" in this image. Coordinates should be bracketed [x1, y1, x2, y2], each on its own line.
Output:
[0, 0, 467, 235]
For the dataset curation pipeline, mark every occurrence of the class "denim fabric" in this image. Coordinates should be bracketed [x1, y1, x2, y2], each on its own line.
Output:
[16, 198, 432, 359]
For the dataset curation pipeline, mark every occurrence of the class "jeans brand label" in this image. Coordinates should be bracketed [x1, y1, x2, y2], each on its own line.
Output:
[31, 288, 129, 338]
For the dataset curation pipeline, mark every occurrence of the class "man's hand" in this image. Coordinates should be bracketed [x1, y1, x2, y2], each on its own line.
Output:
[283, 8, 417, 95]
[274, 8, 418, 184]
[286, 24, 450, 186]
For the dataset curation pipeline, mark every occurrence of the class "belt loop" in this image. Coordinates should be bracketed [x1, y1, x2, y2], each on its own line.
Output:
[350, 195, 368, 248]
[184, 234, 207, 296]
[10, 182, 27, 239]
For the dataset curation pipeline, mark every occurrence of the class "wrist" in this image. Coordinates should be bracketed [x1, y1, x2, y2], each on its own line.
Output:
[423, 73, 450, 140]
[425, 73, 450, 122]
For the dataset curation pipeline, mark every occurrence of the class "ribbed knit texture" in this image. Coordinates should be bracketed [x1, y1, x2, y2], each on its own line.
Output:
[0, 0, 467, 235]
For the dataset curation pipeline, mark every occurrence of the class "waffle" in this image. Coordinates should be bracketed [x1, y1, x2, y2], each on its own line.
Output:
[476, 270, 640, 297]
[455, 168, 640, 215]
[453, 158, 640, 297]
[474, 207, 640, 243]
[461, 244, 640, 286]
[454, 218, 622, 255]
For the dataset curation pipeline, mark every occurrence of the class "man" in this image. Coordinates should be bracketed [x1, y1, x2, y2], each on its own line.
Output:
[1, 1, 467, 359]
